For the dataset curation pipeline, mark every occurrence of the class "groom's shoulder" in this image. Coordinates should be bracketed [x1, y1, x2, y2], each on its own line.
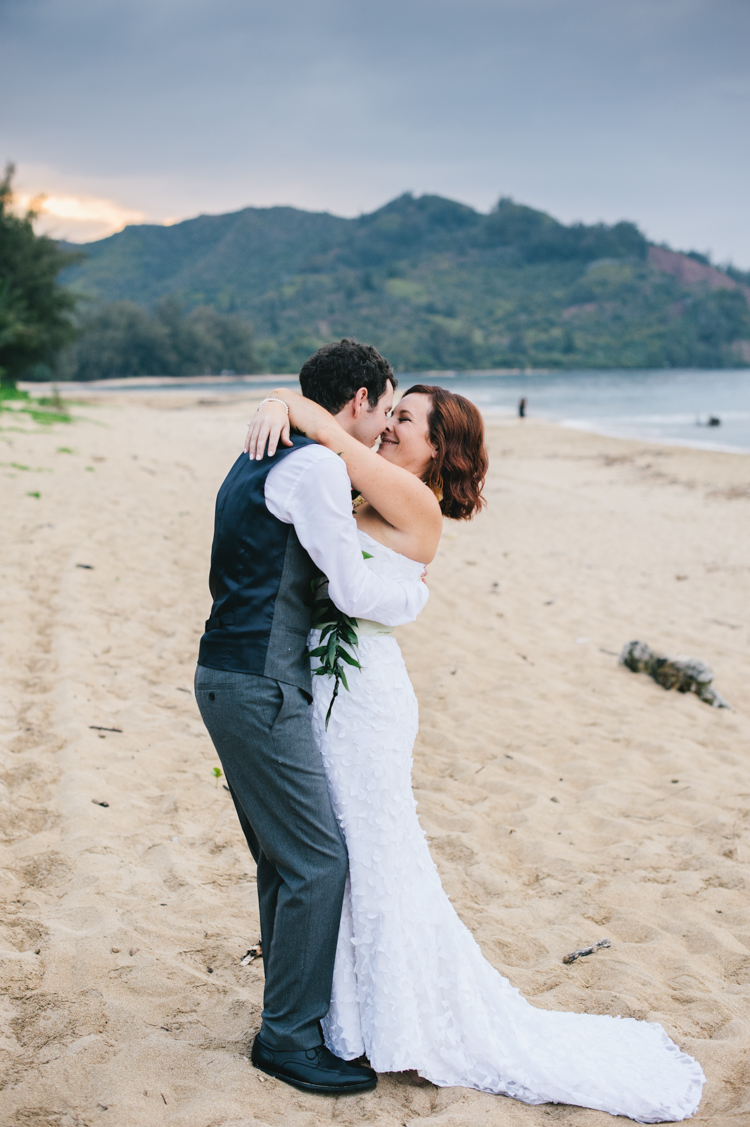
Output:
[268, 441, 344, 487]
[225, 436, 318, 477]
[279, 439, 340, 468]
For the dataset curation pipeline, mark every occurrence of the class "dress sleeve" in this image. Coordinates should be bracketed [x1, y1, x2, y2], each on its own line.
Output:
[265, 446, 428, 626]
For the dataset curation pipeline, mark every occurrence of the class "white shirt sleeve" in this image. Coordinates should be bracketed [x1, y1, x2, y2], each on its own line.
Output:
[264, 445, 428, 626]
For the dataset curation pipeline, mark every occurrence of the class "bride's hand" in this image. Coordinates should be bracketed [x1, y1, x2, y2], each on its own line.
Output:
[244, 399, 293, 460]
[245, 388, 343, 461]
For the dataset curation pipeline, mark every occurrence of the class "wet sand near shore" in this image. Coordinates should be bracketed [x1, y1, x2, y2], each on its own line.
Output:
[1, 391, 749, 1126]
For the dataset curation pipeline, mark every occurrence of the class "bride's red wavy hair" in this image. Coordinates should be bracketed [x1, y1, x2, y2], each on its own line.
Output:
[404, 384, 488, 520]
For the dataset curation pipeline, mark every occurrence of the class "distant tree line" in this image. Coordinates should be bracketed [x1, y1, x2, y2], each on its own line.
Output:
[59, 298, 258, 380]
[0, 164, 80, 387]
[661, 289, 750, 368]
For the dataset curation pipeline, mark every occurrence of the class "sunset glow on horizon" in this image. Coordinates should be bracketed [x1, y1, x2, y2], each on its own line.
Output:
[16, 191, 150, 242]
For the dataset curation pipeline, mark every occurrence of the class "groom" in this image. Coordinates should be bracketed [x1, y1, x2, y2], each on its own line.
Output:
[195, 339, 427, 1095]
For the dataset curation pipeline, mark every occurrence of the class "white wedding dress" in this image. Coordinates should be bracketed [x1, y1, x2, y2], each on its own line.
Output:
[308, 529, 705, 1122]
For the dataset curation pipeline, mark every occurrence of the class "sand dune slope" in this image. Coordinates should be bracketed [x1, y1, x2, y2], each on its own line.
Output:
[1, 393, 749, 1127]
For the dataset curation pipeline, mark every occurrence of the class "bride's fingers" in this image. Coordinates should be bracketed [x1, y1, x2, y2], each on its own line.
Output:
[245, 407, 292, 460]
[266, 421, 281, 458]
[246, 419, 266, 460]
[268, 420, 293, 455]
[254, 419, 272, 460]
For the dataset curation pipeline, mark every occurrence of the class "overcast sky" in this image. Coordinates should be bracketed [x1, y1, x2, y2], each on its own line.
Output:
[1, 0, 748, 264]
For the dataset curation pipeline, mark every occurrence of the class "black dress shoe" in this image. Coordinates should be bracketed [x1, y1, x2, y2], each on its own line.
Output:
[251, 1033, 377, 1094]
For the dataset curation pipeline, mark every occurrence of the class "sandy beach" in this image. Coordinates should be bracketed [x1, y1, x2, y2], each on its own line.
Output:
[1, 389, 749, 1127]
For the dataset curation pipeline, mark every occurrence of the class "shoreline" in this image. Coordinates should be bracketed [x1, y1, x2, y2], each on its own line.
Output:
[18, 364, 750, 396]
[556, 418, 750, 456]
[19, 370, 750, 457]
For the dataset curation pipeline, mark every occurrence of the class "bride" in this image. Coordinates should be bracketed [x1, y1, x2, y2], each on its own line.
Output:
[245, 385, 705, 1122]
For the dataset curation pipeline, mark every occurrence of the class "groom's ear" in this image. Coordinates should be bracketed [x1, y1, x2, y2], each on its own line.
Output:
[349, 387, 369, 419]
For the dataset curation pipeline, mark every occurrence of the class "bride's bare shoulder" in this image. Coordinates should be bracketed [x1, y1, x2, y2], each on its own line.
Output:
[355, 507, 438, 564]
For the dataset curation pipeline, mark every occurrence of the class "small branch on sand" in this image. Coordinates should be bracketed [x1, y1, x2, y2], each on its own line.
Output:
[240, 943, 262, 965]
[618, 640, 730, 708]
[563, 938, 611, 965]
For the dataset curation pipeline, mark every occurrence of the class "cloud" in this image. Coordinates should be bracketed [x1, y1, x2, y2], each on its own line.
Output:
[1, 0, 749, 263]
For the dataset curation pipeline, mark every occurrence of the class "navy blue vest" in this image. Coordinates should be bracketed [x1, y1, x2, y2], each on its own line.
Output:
[198, 436, 318, 691]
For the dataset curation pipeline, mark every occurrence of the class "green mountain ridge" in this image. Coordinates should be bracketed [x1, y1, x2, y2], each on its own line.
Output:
[60, 193, 750, 374]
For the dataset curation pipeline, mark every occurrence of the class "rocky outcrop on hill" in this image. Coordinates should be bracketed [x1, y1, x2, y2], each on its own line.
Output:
[648, 246, 750, 306]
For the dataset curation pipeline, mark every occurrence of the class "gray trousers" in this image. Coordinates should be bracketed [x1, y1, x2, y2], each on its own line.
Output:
[194, 665, 348, 1050]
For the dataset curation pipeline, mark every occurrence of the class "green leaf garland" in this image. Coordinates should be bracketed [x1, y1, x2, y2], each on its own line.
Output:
[309, 550, 373, 727]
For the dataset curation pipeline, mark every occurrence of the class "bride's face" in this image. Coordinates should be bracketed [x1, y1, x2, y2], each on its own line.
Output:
[377, 393, 437, 478]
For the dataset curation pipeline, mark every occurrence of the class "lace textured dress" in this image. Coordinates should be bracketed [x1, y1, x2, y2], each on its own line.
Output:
[308, 529, 705, 1123]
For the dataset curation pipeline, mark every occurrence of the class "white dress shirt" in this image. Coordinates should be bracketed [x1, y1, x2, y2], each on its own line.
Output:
[264, 444, 428, 626]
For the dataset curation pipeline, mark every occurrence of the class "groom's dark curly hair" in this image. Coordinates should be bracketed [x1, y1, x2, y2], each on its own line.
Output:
[299, 338, 396, 414]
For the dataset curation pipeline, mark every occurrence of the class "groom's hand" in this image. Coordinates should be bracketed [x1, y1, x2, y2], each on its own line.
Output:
[245, 400, 293, 460]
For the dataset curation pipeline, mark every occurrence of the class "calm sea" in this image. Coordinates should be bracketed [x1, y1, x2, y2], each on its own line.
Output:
[105, 368, 750, 454]
[408, 368, 750, 454]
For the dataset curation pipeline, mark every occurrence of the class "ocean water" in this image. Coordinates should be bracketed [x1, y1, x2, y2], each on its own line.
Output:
[408, 368, 750, 454]
[91, 368, 750, 453]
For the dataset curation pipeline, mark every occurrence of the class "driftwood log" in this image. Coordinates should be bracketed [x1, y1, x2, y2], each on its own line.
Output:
[619, 640, 730, 708]
[563, 938, 611, 965]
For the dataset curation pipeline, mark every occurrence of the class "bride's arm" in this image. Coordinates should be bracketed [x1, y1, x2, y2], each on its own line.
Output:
[244, 389, 443, 560]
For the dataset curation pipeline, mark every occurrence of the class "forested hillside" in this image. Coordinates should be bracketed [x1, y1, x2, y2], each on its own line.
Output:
[59, 194, 750, 376]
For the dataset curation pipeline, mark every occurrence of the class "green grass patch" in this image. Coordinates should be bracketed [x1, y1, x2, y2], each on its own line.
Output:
[0, 386, 72, 425]
[0, 386, 29, 403]
[0, 461, 53, 472]
[27, 405, 72, 425]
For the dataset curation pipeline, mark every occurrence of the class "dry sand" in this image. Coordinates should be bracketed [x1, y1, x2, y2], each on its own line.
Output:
[1, 389, 749, 1127]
